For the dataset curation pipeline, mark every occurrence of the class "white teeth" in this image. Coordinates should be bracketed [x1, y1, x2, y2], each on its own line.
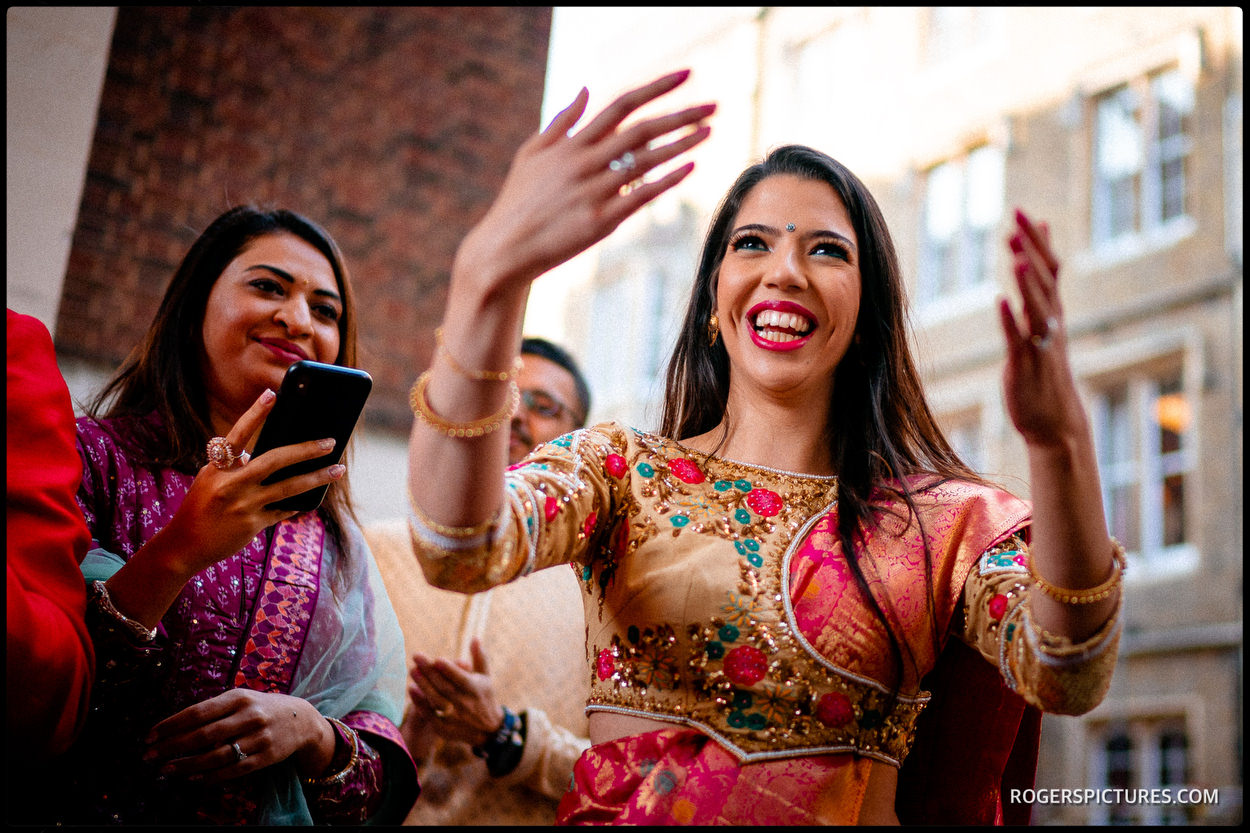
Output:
[752, 309, 811, 334]
[758, 329, 798, 342]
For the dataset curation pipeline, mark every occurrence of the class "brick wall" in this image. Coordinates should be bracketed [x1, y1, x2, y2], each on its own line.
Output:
[56, 6, 552, 431]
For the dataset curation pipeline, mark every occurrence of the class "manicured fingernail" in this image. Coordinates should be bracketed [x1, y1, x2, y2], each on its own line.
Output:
[1015, 207, 1028, 224]
[329, 464, 346, 478]
[318, 438, 336, 450]
[262, 389, 276, 403]
[1009, 234, 1023, 253]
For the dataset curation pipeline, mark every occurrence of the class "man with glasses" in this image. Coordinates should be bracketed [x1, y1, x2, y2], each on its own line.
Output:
[369, 337, 593, 825]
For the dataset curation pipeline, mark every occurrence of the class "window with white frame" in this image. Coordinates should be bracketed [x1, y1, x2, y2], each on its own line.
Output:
[1090, 365, 1195, 574]
[1089, 719, 1195, 824]
[917, 145, 1004, 308]
[1091, 66, 1195, 247]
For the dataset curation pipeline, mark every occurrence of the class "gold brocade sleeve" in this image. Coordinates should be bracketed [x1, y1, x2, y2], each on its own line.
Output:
[956, 535, 1121, 716]
[410, 424, 624, 593]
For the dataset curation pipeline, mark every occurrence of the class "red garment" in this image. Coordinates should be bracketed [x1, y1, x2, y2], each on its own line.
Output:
[6, 309, 94, 759]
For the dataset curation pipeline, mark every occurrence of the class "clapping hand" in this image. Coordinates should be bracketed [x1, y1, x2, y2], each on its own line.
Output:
[408, 637, 505, 749]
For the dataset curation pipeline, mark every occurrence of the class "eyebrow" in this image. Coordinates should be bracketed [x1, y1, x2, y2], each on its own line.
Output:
[731, 223, 858, 252]
[246, 264, 342, 303]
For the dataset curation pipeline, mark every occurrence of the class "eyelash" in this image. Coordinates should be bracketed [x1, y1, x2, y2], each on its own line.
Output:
[727, 234, 850, 261]
[250, 279, 341, 322]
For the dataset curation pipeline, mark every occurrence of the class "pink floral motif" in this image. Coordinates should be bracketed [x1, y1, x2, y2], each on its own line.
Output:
[723, 645, 768, 685]
[1013, 553, 1027, 566]
[668, 458, 705, 484]
[582, 512, 598, 539]
[605, 453, 628, 479]
[988, 593, 1009, 621]
[596, 648, 616, 681]
[544, 495, 560, 522]
[815, 692, 854, 727]
[746, 488, 783, 517]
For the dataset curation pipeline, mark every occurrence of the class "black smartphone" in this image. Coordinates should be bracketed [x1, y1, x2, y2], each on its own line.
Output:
[250, 360, 373, 513]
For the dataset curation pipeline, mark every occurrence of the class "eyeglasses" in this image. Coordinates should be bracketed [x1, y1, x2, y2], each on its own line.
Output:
[519, 388, 581, 423]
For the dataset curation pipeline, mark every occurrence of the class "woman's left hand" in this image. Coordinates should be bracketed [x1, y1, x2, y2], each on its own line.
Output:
[998, 208, 1088, 448]
[143, 689, 334, 783]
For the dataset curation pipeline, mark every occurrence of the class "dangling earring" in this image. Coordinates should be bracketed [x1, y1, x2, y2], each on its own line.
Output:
[707, 312, 720, 346]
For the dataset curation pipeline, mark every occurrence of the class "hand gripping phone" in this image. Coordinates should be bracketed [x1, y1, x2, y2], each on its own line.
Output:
[250, 360, 373, 513]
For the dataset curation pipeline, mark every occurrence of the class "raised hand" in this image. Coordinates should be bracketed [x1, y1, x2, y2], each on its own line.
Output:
[159, 388, 347, 578]
[998, 208, 1088, 449]
[103, 388, 349, 630]
[456, 69, 715, 295]
[142, 689, 335, 783]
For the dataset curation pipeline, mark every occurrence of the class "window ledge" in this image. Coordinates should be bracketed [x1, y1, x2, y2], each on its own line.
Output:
[1124, 542, 1199, 583]
[1075, 216, 1198, 272]
[915, 281, 998, 327]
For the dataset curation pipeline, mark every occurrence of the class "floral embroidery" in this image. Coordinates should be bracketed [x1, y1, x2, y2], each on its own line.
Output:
[544, 495, 560, 522]
[605, 453, 627, 479]
[723, 645, 769, 685]
[597, 648, 617, 681]
[636, 462, 655, 478]
[720, 593, 758, 629]
[581, 512, 598, 539]
[668, 458, 705, 484]
[815, 691, 855, 727]
[979, 546, 1028, 575]
[746, 488, 783, 517]
[988, 593, 1009, 621]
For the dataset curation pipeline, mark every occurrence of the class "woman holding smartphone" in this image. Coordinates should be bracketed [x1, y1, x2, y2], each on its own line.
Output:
[57, 206, 417, 824]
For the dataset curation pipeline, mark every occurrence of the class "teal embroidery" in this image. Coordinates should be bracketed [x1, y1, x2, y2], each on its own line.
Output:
[734, 508, 752, 524]
[742, 539, 760, 552]
[706, 641, 725, 659]
[637, 463, 655, 478]
[732, 690, 753, 710]
[718, 624, 740, 642]
[746, 552, 764, 568]
[746, 713, 768, 730]
[671, 515, 690, 528]
[733, 479, 753, 492]
[714, 480, 733, 492]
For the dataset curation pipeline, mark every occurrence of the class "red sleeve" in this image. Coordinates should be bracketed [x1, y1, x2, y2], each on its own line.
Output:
[5, 308, 95, 759]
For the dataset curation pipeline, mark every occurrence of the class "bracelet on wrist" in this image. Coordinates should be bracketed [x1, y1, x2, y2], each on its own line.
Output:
[1028, 537, 1127, 605]
[410, 370, 519, 439]
[302, 716, 359, 788]
[435, 327, 522, 382]
[471, 706, 525, 777]
[89, 580, 158, 642]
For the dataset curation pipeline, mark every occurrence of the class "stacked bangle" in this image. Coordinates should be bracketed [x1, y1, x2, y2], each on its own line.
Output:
[410, 371, 519, 438]
[472, 706, 525, 778]
[1029, 537, 1127, 604]
[408, 493, 499, 539]
[435, 327, 522, 382]
[303, 716, 360, 787]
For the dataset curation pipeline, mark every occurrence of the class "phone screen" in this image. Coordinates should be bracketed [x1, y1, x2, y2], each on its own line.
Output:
[251, 360, 373, 513]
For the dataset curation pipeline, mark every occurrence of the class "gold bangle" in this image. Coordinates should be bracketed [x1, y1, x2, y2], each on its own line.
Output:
[410, 371, 519, 438]
[303, 716, 359, 787]
[1029, 537, 1127, 605]
[409, 493, 499, 538]
[436, 327, 522, 382]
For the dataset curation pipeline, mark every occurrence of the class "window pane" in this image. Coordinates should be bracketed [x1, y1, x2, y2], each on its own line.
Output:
[1162, 473, 1186, 546]
[1095, 88, 1143, 240]
[1105, 732, 1136, 824]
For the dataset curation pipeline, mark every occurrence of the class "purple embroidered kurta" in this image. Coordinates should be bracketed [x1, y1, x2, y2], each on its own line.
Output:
[63, 414, 416, 824]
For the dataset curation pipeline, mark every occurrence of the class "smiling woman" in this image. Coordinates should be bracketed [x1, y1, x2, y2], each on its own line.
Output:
[51, 206, 419, 825]
[404, 72, 1122, 826]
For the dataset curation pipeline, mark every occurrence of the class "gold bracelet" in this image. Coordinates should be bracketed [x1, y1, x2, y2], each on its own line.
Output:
[410, 371, 519, 438]
[303, 716, 359, 787]
[409, 492, 499, 538]
[436, 327, 522, 382]
[1029, 537, 1127, 605]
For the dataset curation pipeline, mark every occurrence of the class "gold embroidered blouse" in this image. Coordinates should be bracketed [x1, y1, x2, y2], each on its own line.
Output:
[412, 422, 1120, 766]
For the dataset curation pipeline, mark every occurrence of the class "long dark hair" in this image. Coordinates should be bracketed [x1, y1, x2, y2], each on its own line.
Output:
[661, 145, 985, 701]
[87, 205, 362, 589]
